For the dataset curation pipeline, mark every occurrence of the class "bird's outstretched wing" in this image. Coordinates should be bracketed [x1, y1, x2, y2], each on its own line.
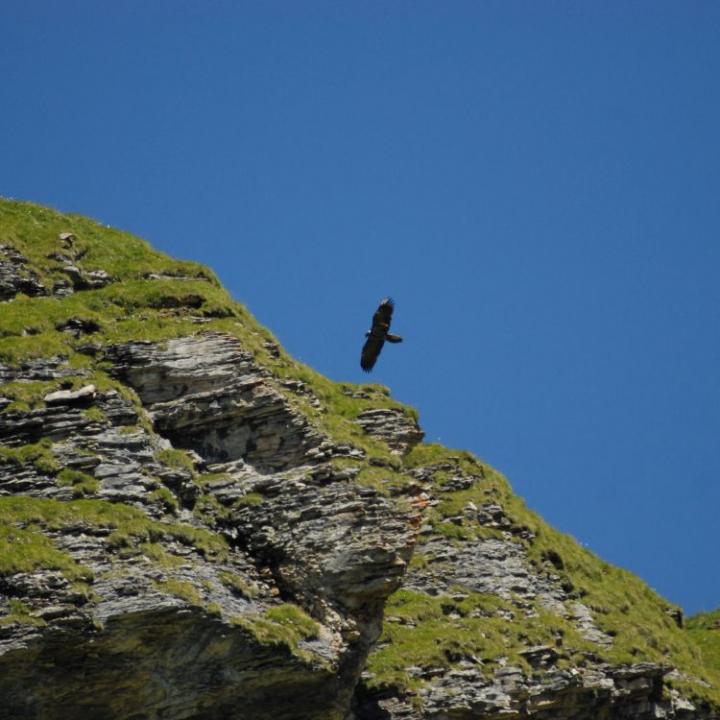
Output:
[361, 332, 384, 371]
[360, 298, 395, 372]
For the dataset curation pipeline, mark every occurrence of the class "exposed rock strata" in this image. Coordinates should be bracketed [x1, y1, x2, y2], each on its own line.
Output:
[106, 334, 324, 471]
[0, 342, 417, 719]
[355, 408, 424, 455]
[0, 244, 47, 300]
[354, 661, 720, 719]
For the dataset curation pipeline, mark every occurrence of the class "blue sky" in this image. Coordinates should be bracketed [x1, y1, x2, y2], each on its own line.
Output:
[2, 1, 719, 615]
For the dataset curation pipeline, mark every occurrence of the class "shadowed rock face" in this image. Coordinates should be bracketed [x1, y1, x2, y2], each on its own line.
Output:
[2, 608, 341, 720]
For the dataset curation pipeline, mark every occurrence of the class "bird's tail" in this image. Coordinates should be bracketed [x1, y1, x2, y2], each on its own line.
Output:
[386, 334, 403, 343]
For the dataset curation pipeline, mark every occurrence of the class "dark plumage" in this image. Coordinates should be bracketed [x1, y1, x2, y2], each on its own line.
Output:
[360, 297, 403, 371]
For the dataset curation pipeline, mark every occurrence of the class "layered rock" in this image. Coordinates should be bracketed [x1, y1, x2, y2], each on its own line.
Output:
[105, 333, 325, 471]
[0, 337, 417, 719]
[354, 662, 717, 719]
[354, 408, 424, 455]
[0, 244, 46, 300]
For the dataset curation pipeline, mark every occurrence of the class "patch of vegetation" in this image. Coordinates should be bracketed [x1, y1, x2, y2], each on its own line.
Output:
[155, 447, 196, 474]
[0, 497, 228, 570]
[0, 524, 92, 580]
[0, 200, 259, 366]
[192, 493, 237, 527]
[0, 199, 216, 289]
[154, 578, 203, 606]
[148, 485, 179, 513]
[403, 443, 481, 471]
[366, 588, 593, 692]
[354, 465, 415, 495]
[232, 603, 320, 663]
[0, 379, 60, 413]
[82, 406, 105, 424]
[0, 598, 46, 627]
[193, 472, 232, 486]
[56, 468, 100, 497]
[687, 609, 720, 675]
[0, 439, 61, 475]
[138, 542, 186, 570]
[234, 492, 264, 506]
[0, 332, 71, 365]
[218, 570, 260, 599]
[266, 603, 319, 638]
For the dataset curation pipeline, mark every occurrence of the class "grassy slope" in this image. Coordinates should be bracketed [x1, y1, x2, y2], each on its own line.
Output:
[364, 443, 720, 708]
[0, 199, 717, 707]
[688, 610, 720, 677]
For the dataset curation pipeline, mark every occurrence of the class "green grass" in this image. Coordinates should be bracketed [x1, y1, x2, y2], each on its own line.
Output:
[0, 199, 259, 366]
[232, 603, 321, 663]
[82, 406, 105, 424]
[0, 524, 92, 580]
[154, 578, 203, 606]
[0, 439, 61, 475]
[0, 599, 46, 628]
[148, 485, 179, 513]
[193, 472, 233, 486]
[0, 496, 228, 569]
[0, 379, 62, 413]
[56, 468, 100, 497]
[353, 465, 415, 494]
[0, 199, 216, 289]
[219, 570, 261, 599]
[687, 609, 720, 675]
[137, 542, 187, 570]
[155, 447, 196, 473]
[366, 588, 594, 692]
[234, 492, 264, 506]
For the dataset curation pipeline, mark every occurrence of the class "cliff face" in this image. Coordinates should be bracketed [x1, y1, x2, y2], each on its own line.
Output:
[0, 200, 717, 720]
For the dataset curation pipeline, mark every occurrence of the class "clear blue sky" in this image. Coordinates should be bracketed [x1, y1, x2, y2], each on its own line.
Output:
[2, 1, 719, 615]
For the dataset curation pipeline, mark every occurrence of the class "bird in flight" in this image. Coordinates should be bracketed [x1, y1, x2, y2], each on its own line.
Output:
[360, 297, 403, 372]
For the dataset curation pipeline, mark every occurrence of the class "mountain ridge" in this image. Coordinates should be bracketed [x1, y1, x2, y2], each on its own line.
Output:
[0, 198, 717, 719]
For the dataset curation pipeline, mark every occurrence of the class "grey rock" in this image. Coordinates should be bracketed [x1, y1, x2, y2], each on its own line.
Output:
[60, 264, 113, 290]
[55, 316, 101, 336]
[44, 384, 97, 406]
[0, 244, 47, 300]
[355, 408, 424, 454]
[106, 333, 326, 470]
[0, 356, 86, 383]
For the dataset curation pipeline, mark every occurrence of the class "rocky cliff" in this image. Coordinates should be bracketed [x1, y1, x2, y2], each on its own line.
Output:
[0, 199, 717, 720]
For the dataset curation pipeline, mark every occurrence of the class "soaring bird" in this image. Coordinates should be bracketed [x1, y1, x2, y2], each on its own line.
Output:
[361, 297, 403, 372]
